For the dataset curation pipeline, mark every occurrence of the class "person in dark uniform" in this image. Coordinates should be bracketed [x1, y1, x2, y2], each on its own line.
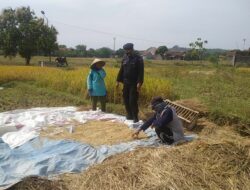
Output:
[116, 43, 144, 123]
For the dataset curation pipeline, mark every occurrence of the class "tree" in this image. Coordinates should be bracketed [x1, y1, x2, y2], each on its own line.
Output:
[15, 7, 42, 65]
[59, 44, 67, 49]
[0, 8, 20, 57]
[95, 47, 113, 58]
[115, 48, 125, 58]
[156, 46, 168, 60]
[76, 45, 86, 51]
[189, 38, 208, 62]
[75, 44, 87, 57]
[87, 48, 96, 57]
[208, 54, 219, 65]
[0, 7, 58, 65]
[38, 25, 58, 62]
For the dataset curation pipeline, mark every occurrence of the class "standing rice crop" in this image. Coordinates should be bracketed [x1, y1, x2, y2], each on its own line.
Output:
[0, 66, 173, 105]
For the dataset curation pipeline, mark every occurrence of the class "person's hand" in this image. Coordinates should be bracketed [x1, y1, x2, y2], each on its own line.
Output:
[150, 125, 156, 129]
[116, 82, 120, 89]
[132, 129, 140, 139]
[137, 83, 142, 92]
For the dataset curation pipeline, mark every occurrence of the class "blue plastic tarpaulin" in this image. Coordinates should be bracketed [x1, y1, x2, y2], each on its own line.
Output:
[0, 135, 162, 189]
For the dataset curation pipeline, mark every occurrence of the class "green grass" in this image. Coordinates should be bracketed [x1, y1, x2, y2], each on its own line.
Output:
[143, 63, 250, 123]
[0, 81, 86, 112]
[0, 55, 118, 67]
[0, 81, 128, 116]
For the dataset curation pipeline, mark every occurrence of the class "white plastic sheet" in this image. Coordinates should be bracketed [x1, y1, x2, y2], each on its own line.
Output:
[0, 107, 143, 148]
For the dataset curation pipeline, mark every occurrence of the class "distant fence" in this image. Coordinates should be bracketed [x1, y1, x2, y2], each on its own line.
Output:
[38, 61, 68, 67]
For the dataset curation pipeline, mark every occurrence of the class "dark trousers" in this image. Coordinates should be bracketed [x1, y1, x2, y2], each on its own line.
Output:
[155, 126, 174, 144]
[91, 96, 106, 112]
[123, 84, 139, 120]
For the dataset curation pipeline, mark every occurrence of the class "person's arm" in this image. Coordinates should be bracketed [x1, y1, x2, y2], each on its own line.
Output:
[87, 71, 93, 93]
[140, 114, 156, 131]
[137, 56, 144, 85]
[132, 114, 156, 138]
[152, 107, 173, 129]
[117, 59, 124, 83]
[98, 69, 106, 79]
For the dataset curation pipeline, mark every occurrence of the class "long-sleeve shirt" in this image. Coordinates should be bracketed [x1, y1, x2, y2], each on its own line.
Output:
[139, 106, 185, 142]
[140, 107, 173, 131]
[87, 68, 106, 96]
[117, 53, 144, 85]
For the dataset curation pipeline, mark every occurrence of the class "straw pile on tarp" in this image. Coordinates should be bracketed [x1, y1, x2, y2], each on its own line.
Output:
[41, 120, 147, 146]
[8, 120, 250, 190]
[59, 124, 250, 190]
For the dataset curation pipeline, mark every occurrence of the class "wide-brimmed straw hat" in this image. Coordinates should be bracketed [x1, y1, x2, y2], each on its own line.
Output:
[90, 58, 106, 69]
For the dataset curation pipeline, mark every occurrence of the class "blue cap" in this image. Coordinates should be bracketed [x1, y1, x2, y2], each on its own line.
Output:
[123, 43, 134, 50]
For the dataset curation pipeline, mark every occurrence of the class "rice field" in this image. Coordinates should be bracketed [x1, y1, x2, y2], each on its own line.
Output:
[1, 57, 249, 190]
[0, 56, 249, 123]
[0, 65, 172, 105]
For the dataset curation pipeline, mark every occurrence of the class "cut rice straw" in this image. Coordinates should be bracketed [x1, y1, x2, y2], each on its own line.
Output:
[41, 120, 147, 146]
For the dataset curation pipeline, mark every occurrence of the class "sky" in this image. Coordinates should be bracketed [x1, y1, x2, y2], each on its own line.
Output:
[1, 0, 250, 50]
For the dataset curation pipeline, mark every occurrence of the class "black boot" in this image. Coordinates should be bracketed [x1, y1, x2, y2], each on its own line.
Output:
[133, 116, 139, 123]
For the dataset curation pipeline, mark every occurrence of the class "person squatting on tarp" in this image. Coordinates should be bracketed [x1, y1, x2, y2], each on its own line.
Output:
[116, 43, 144, 123]
[132, 96, 185, 145]
[87, 59, 107, 112]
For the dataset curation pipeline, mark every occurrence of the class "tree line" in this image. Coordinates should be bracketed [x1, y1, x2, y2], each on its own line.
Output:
[55, 45, 121, 58]
[0, 6, 128, 63]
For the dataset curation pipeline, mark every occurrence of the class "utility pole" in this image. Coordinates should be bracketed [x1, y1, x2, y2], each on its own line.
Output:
[243, 38, 246, 50]
[113, 37, 116, 51]
[113, 37, 116, 58]
[41, 10, 51, 62]
[41, 10, 48, 26]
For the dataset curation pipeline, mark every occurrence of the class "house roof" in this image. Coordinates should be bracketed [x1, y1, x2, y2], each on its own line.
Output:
[140, 47, 157, 56]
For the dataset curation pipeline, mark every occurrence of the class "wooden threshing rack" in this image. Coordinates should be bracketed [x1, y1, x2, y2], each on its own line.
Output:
[165, 99, 199, 130]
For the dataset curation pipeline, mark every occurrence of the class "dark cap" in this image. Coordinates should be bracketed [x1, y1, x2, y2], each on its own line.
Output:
[123, 43, 134, 50]
[151, 96, 164, 109]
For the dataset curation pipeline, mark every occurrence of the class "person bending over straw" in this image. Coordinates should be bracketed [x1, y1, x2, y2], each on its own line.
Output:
[132, 96, 185, 144]
[87, 59, 107, 112]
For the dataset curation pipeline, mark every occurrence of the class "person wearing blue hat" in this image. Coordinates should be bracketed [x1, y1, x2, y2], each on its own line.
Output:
[116, 43, 144, 123]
